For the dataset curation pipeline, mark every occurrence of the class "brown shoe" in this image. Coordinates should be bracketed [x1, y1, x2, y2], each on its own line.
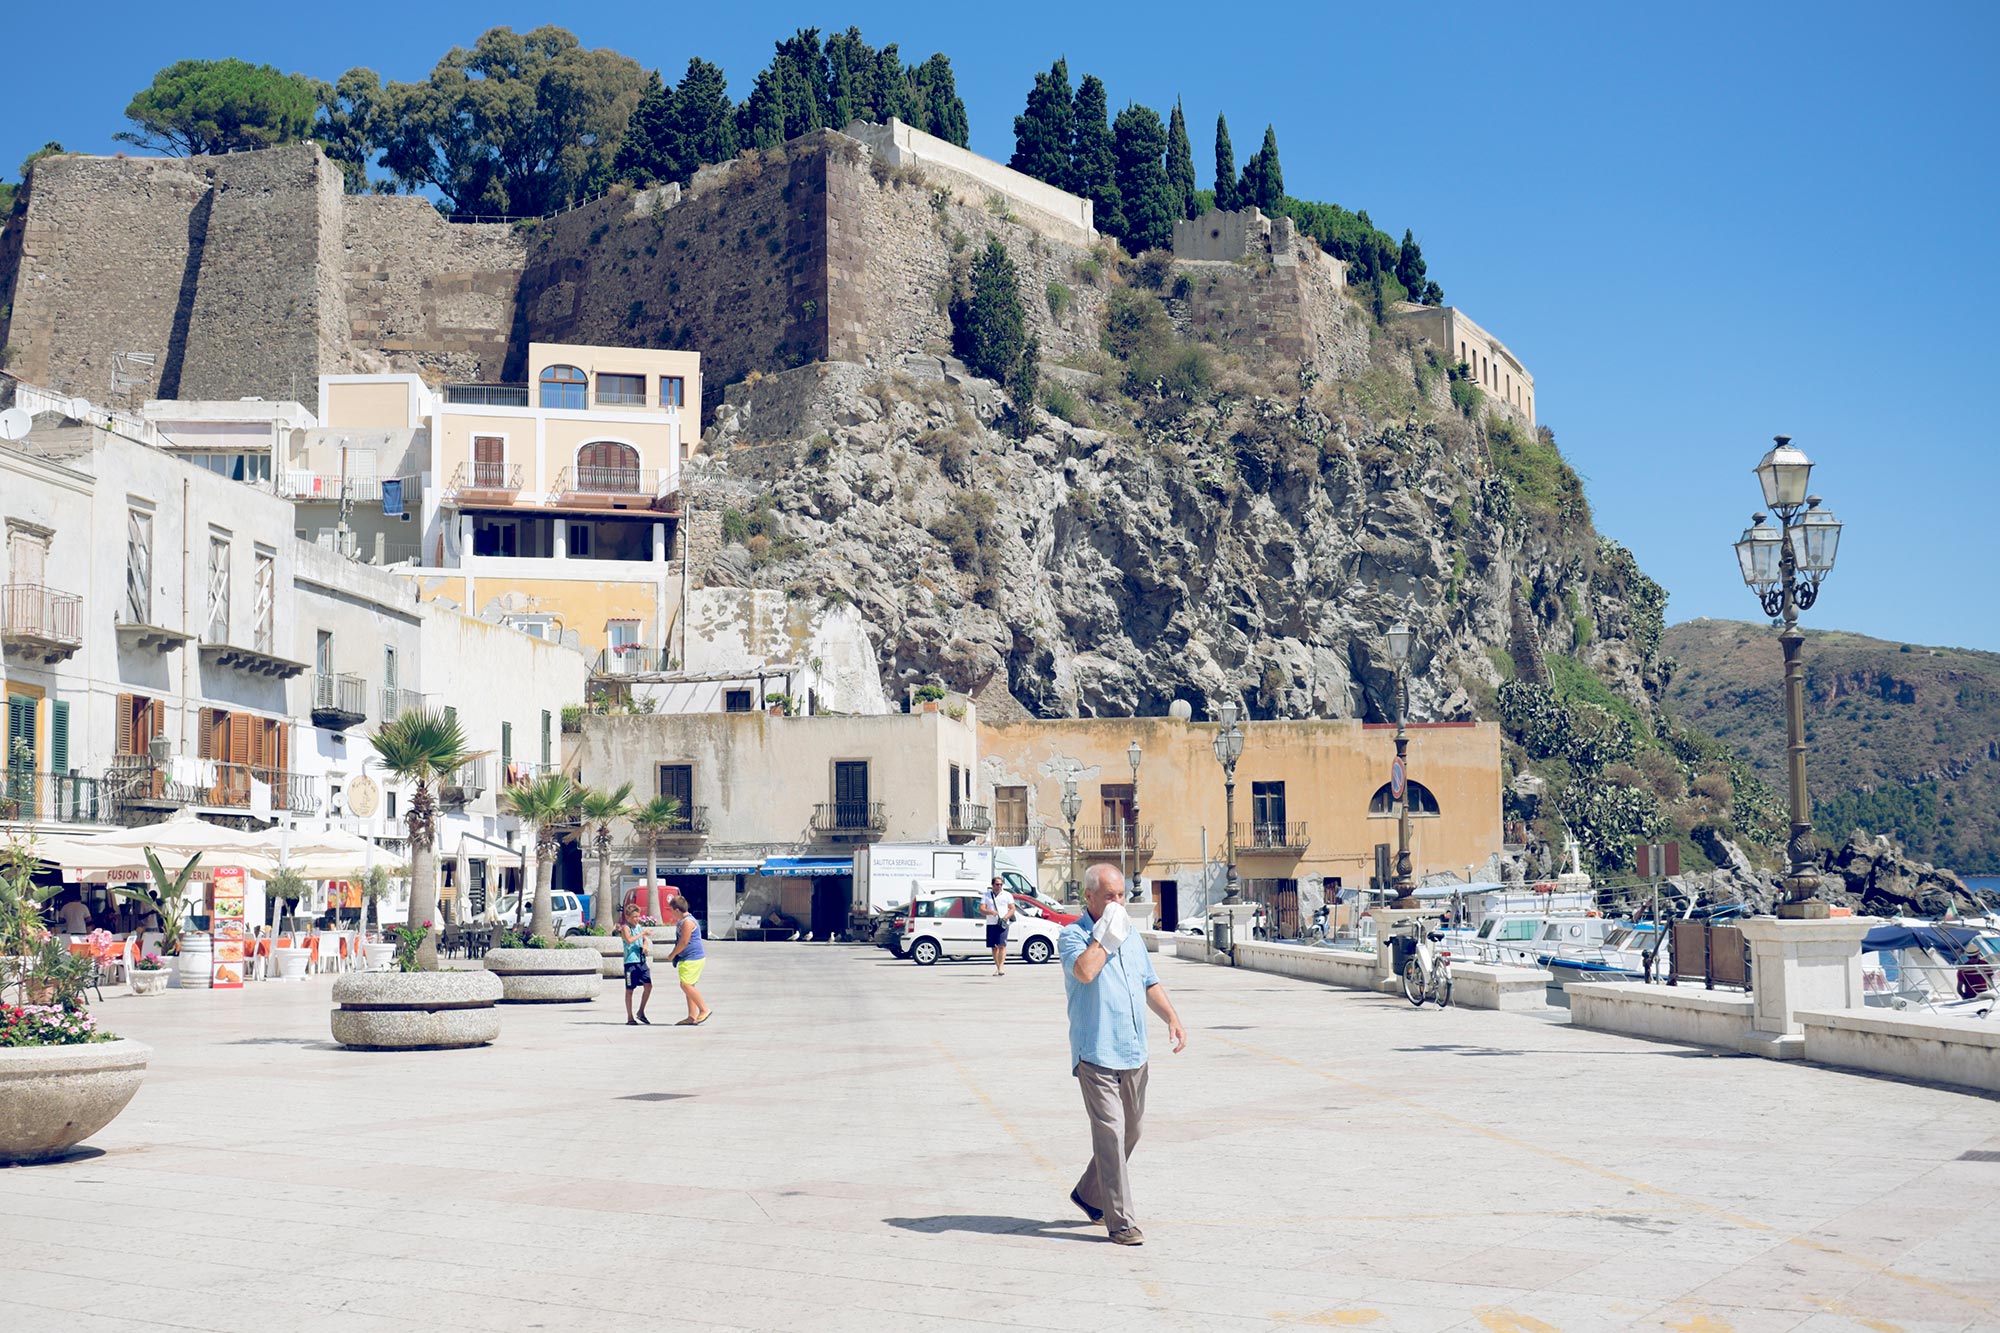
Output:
[1108, 1227, 1144, 1246]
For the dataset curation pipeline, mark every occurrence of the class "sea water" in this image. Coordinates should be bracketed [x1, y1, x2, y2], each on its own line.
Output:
[1966, 875, 2000, 896]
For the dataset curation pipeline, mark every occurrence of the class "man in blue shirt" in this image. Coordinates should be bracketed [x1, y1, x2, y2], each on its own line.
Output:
[1058, 863, 1187, 1246]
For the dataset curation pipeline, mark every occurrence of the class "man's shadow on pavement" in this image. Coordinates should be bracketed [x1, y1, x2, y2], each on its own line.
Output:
[885, 1215, 1104, 1242]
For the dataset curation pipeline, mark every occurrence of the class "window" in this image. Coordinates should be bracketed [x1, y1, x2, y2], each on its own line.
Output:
[1251, 780, 1287, 841]
[596, 373, 646, 407]
[658, 763, 693, 828]
[1368, 780, 1439, 817]
[1100, 782, 1135, 833]
[205, 533, 232, 644]
[724, 689, 753, 713]
[315, 630, 333, 676]
[386, 789, 397, 820]
[949, 764, 963, 814]
[575, 440, 642, 493]
[501, 721, 512, 775]
[567, 523, 591, 558]
[472, 435, 507, 488]
[253, 548, 275, 652]
[49, 700, 69, 775]
[7, 525, 48, 585]
[113, 694, 162, 758]
[125, 506, 153, 625]
[994, 785, 1028, 843]
[660, 376, 685, 408]
[833, 761, 869, 821]
[538, 364, 587, 410]
[383, 646, 399, 694]
[6, 694, 36, 774]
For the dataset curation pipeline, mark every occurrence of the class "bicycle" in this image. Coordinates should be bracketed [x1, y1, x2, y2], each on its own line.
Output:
[1400, 923, 1454, 1008]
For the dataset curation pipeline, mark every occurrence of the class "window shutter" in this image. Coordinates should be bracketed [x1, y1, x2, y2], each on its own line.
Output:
[198, 708, 216, 759]
[276, 723, 289, 774]
[5, 696, 33, 768]
[50, 702, 69, 775]
[228, 714, 251, 768]
[501, 721, 512, 774]
[116, 694, 134, 758]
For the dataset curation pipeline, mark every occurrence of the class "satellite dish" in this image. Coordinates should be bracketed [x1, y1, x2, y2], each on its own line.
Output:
[0, 408, 31, 442]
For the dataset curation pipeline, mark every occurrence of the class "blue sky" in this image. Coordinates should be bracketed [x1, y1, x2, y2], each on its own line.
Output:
[4, 2, 1996, 650]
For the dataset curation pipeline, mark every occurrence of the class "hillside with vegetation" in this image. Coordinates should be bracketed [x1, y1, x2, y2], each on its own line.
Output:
[1662, 620, 2000, 874]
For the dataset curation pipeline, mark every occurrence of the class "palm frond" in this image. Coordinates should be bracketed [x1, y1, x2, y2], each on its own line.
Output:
[500, 772, 584, 828]
[370, 709, 490, 784]
[579, 781, 635, 823]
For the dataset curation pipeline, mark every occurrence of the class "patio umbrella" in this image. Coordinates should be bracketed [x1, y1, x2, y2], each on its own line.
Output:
[281, 827, 387, 861]
[83, 811, 282, 860]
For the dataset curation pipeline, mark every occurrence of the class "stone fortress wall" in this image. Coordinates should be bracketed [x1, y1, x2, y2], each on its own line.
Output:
[1169, 206, 1367, 374]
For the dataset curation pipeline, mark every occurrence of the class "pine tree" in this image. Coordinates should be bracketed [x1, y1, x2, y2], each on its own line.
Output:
[1165, 99, 1197, 221]
[1395, 230, 1430, 303]
[669, 58, 737, 180]
[614, 71, 676, 184]
[825, 27, 883, 126]
[1071, 75, 1123, 241]
[1112, 103, 1174, 253]
[1010, 57, 1075, 190]
[1213, 113, 1239, 212]
[737, 62, 788, 149]
[1239, 124, 1284, 211]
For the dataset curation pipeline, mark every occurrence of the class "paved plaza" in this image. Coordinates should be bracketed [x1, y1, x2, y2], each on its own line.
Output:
[4, 943, 1997, 1332]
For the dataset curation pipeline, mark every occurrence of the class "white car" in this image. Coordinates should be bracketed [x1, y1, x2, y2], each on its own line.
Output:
[902, 888, 1061, 966]
[491, 891, 586, 936]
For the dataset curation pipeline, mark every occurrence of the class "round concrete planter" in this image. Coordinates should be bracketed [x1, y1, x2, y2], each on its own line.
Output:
[129, 969, 170, 996]
[0, 1039, 150, 1164]
[272, 947, 312, 982]
[577, 935, 625, 978]
[483, 947, 598, 1003]
[330, 971, 503, 1050]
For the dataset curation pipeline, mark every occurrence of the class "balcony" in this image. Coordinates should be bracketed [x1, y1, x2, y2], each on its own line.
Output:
[311, 672, 369, 729]
[200, 641, 309, 679]
[201, 765, 320, 816]
[1076, 822, 1157, 861]
[380, 687, 428, 721]
[1, 584, 83, 663]
[812, 800, 886, 841]
[993, 819, 1033, 846]
[280, 473, 418, 505]
[103, 758, 317, 816]
[590, 645, 664, 676]
[115, 617, 194, 655]
[443, 382, 530, 408]
[441, 757, 488, 809]
[445, 462, 523, 506]
[0, 771, 111, 826]
[1234, 821, 1312, 853]
[549, 466, 673, 510]
[948, 802, 991, 843]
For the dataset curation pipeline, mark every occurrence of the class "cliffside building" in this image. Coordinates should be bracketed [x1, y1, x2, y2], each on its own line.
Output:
[1391, 302, 1535, 426]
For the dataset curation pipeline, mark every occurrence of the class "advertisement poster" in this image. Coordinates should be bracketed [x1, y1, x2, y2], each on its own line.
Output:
[211, 865, 246, 989]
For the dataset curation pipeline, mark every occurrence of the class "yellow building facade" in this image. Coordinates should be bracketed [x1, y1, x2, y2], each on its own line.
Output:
[977, 716, 1503, 930]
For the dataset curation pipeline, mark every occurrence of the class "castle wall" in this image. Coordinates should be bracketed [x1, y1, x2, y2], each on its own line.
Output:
[842, 118, 1096, 247]
[1178, 249, 1367, 376]
[340, 197, 525, 384]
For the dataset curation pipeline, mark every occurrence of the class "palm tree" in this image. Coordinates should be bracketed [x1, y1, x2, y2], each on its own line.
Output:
[369, 710, 483, 970]
[501, 772, 584, 941]
[579, 782, 635, 932]
[628, 795, 683, 920]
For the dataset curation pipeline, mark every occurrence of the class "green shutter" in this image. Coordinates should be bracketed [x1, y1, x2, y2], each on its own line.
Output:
[501, 721, 512, 772]
[541, 710, 551, 766]
[49, 701, 69, 775]
[6, 695, 35, 770]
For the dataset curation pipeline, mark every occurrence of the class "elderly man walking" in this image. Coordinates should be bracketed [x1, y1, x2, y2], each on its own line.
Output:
[1057, 863, 1187, 1246]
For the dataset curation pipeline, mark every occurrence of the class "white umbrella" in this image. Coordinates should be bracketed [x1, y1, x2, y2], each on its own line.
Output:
[84, 811, 282, 859]
[281, 827, 385, 860]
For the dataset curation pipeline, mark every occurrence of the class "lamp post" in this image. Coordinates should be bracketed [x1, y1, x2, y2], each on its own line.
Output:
[1733, 435, 1842, 918]
[1387, 621, 1418, 910]
[1210, 701, 1245, 903]
[1060, 772, 1082, 901]
[1124, 740, 1142, 897]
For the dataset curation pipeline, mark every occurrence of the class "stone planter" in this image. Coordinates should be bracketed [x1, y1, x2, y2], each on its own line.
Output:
[578, 935, 625, 978]
[0, 1040, 151, 1164]
[272, 947, 312, 982]
[483, 946, 597, 1003]
[330, 971, 504, 1050]
[362, 942, 397, 972]
[129, 969, 170, 996]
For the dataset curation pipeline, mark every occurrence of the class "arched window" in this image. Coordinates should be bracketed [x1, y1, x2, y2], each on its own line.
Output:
[539, 364, 587, 410]
[576, 440, 641, 493]
[1368, 780, 1439, 817]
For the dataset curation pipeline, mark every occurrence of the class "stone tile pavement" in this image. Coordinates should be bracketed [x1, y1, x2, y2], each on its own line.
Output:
[3, 943, 1996, 1332]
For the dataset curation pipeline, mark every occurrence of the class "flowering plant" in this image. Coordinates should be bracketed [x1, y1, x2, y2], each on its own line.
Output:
[133, 952, 166, 972]
[389, 920, 432, 972]
[87, 929, 118, 964]
[0, 1002, 109, 1047]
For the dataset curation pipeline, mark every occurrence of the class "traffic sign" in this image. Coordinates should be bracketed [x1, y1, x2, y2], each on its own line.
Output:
[1389, 757, 1407, 803]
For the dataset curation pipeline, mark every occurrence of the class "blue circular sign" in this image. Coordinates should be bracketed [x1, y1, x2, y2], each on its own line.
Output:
[1390, 758, 1407, 802]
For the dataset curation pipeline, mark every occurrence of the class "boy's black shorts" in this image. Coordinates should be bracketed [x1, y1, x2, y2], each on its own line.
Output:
[625, 960, 653, 989]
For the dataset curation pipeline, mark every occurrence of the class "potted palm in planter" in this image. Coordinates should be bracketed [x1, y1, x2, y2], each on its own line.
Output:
[356, 865, 397, 972]
[1, 838, 150, 1163]
[265, 867, 314, 980]
[331, 712, 504, 1050]
[484, 773, 597, 1003]
[111, 849, 201, 989]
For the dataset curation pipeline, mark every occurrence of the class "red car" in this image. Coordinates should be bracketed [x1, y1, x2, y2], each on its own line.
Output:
[1006, 889, 1080, 927]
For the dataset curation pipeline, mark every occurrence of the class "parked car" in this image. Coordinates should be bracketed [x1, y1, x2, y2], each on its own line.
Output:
[491, 891, 587, 936]
[902, 887, 1061, 966]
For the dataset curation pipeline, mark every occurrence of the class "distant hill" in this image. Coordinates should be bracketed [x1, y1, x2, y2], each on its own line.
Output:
[1661, 619, 2000, 874]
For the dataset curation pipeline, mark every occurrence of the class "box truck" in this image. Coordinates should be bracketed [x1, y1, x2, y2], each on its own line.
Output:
[852, 844, 993, 916]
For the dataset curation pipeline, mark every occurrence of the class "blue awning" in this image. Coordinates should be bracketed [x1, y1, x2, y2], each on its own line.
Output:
[687, 860, 764, 875]
[761, 856, 853, 878]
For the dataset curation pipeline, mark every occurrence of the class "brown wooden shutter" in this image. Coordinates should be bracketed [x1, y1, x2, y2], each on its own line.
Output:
[228, 714, 250, 767]
[116, 695, 134, 757]
[198, 708, 216, 758]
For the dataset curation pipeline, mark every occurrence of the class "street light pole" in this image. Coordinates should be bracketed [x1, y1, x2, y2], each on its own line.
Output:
[1211, 702, 1244, 904]
[1060, 772, 1082, 902]
[1734, 436, 1842, 918]
[1387, 621, 1417, 909]
[1125, 740, 1142, 898]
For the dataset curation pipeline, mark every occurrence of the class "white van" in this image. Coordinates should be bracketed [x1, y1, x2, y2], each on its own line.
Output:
[901, 886, 1061, 966]
[491, 891, 586, 936]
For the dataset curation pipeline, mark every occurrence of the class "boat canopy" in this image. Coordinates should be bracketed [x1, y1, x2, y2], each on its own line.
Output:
[1860, 923, 1980, 956]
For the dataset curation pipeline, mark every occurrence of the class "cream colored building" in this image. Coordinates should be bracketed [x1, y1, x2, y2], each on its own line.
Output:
[574, 701, 982, 938]
[977, 716, 1503, 932]
[1391, 303, 1535, 425]
[315, 342, 701, 659]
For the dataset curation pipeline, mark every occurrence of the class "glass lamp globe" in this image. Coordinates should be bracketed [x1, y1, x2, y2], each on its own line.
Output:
[1127, 740, 1142, 773]
[1754, 435, 1814, 511]
[1387, 622, 1413, 665]
[1790, 498, 1842, 576]
[1734, 516, 1784, 588]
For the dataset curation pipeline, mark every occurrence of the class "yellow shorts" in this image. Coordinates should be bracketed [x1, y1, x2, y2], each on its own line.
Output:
[676, 959, 706, 985]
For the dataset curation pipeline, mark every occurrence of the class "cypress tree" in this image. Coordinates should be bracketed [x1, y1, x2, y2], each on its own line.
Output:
[614, 71, 676, 185]
[1165, 99, 1197, 221]
[1239, 124, 1284, 211]
[1071, 75, 1123, 241]
[909, 54, 969, 146]
[825, 27, 882, 126]
[668, 58, 737, 181]
[1010, 57, 1075, 190]
[1213, 113, 1239, 211]
[1395, 230, 1429, 303]
[953, 237, 1029, 384]
[1112, 103, 1174, 253]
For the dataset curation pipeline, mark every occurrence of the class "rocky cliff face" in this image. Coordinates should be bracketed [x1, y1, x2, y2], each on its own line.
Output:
[693, 296, 1663, 736]
[1651, 830, 1986, 919]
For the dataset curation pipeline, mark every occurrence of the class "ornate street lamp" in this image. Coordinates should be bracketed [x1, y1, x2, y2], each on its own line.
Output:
[1733, 435, 1842, 917]
[1211, 701, 1245, 903]
[1386, 622, 1418, 909]
[1060, 772, 1082, 901]
[1124, 740, 1142, 897]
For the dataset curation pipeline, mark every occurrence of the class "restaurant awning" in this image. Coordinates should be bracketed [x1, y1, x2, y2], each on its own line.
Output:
[760, 856, 853, 878]
[687, 859, 765, 874]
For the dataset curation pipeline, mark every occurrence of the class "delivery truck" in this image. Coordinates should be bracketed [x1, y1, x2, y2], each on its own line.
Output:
[851, 843, 993, 917]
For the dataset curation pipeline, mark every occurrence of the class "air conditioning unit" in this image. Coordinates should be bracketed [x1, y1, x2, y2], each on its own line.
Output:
[148, 736, 172, 764]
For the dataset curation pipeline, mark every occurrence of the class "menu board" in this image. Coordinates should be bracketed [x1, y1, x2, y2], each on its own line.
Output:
[211, 865, 246, 989]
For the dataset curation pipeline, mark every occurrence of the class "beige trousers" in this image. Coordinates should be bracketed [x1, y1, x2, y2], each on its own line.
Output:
[1074, 1060, 1148, 1231]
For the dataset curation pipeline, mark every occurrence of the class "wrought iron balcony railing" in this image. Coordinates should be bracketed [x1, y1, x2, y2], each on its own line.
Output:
[549, 466, 668, 502]
[1076, 822, 1157, 857]
[591, 645, 663, 675]
[380, 687, 429, 721]
[993, 819, 1034, 846]
[443, 383, 531, 407]
[0, 771, 110, 825]
[441, 756, 488, 807]
[948, 803, 992, 840]
[311, 672, 369, 728]
[446, 462, 523, 501]
[812, 800, 886, 838]
[1234, 820, 1312, 852]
